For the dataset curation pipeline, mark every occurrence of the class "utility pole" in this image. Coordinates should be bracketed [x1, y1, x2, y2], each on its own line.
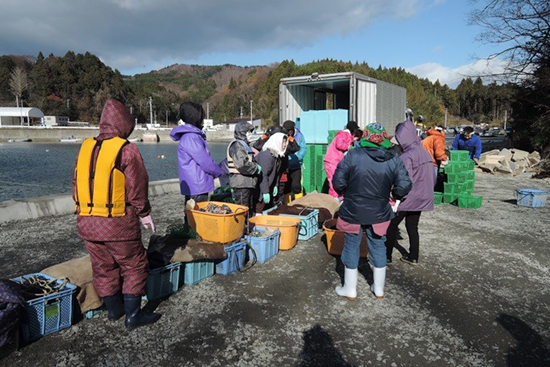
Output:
[149, 96, 153, 125]
[206, 103, 210, 120]
[249, 100, 253, 123]
[444, 108, 448, 128]
[240, 107, 243, 119]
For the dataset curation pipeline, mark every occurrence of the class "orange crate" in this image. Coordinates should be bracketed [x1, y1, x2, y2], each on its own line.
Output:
[185, 201, 248, 244]
[323, 219, 368, 258]
[249, 215, 301, 250]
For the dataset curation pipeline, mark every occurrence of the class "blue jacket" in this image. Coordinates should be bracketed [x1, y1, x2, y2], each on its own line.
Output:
[287, 128, 306, 171]
[452, 133, 482, 160]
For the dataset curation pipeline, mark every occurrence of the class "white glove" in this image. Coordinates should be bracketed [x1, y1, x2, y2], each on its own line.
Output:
[391, 200, 401, 213]
[441, 160, 449, 166]
[139, 215, 156, 232]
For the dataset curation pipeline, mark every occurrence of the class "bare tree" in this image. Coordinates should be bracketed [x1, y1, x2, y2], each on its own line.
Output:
[469, 0, 550, 80]
[9, 67, 28, 107]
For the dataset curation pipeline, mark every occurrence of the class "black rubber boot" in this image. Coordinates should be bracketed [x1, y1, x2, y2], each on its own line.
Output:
[123, 294, 161, 330]
[103, 294, 124, 321]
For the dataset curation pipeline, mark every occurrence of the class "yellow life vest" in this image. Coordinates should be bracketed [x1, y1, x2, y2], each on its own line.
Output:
[75, 137, 128, 217]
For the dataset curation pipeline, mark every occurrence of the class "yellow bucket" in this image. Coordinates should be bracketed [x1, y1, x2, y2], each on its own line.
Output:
[323, 219, 368, 258]
[249, 215, 302, 250]
[185, 201, 248, 244]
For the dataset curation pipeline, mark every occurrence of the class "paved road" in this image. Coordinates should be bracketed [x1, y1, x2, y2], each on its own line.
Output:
[1, 172, 549, 367]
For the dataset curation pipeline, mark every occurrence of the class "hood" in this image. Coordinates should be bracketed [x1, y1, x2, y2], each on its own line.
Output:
[170, 123, 204, 141]
[234, 121, 254, 142]
[427, 128, 444, 138]
[363, 146, 396, 162]
[262, 132, 287, 157]
[395, 119, 421, 151]
[97, 99, 135, 140]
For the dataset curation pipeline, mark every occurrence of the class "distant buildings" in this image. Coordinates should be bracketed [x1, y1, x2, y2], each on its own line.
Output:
[0, 107, 45, 126]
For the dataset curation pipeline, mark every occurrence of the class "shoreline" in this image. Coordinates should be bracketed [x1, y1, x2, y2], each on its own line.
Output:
[0, 178, 182, 224]
[0, 126, 234, 143]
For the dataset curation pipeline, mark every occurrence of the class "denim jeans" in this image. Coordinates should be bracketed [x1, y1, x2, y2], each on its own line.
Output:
[342, 225, 387, 269]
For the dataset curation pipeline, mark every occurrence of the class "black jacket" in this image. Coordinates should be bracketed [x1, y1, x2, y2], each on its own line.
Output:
[333, 146, 412, 225]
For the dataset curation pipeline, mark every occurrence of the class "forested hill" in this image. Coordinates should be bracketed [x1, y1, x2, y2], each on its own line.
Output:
[0, 52, 512, 131]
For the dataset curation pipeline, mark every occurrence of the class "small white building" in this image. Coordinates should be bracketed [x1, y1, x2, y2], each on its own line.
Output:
[44, 116, 69, 126]
[0, 107, 45, 126]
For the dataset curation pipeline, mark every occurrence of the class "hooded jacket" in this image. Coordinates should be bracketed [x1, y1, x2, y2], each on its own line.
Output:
[227, 121, 259, 189]
[421, 128, 448, 167]
[395, 120, 435, 212]
[333, 146, 411, 225]
[255, 132, 286, 195]
[170, 123, 224, 196]
[324, 129, 355, 166]
[74, 99, 151, 241]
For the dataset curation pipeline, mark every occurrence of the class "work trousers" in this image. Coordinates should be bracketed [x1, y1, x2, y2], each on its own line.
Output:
[233, 187, 254, 211]
[342, 226, 386, 269]
[84, 240, 148, 297]
[385, 211, 422, 261]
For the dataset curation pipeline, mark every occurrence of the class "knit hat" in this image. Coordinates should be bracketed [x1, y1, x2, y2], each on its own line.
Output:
[282, 120, 295, 131]
[359, 123, 391, 149]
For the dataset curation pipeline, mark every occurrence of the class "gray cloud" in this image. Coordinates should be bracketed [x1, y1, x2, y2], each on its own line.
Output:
[0, 0, 425, 71]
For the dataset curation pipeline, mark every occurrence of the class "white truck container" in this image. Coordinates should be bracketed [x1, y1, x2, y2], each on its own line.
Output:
[279, 72, 407, 134]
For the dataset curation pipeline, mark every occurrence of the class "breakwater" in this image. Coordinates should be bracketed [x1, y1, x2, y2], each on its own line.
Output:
[0, 126, 234, 142]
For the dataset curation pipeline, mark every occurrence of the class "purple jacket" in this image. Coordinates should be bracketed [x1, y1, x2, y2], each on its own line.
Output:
[395, 120, 435, 212]
[170, 124, 224, 196]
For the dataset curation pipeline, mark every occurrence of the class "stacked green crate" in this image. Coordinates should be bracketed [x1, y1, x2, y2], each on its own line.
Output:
[327, 130, 338, 144]
[442, 151, 482, 208]
[303, 143, 328, 193]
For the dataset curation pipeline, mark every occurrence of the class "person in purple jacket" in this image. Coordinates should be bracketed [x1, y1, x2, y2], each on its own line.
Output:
[385, 119, 435, 265]
[170, 102, 224, 205]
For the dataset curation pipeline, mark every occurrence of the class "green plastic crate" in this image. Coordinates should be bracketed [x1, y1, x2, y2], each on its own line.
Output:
[450, 150, 469, 161]
[465, 171, 475, 181]
[327, 130, 339, 144]
[444, 182, 457, 194]
[446, 172, 469, 184]
[443, 193, 457, 204]
[466, 160, 475, 170]
[434, 192, 443, 205]
[444, 163, 461, 174]
[457, 194, 483, 209]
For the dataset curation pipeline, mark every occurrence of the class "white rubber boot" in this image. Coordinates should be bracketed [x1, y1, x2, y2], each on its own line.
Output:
[335, 267, 358, 300]
[371, 266, 386, 299]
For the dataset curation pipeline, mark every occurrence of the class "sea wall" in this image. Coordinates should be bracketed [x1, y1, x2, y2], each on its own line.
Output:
[0, 178, 182, 224]
[0, 126, 233, 142]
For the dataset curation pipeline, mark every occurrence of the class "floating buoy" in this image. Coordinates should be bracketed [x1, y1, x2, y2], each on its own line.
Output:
[157, 154, 166, 159]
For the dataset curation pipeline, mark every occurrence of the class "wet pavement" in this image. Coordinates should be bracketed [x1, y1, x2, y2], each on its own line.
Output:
[0, 171, 549, 367]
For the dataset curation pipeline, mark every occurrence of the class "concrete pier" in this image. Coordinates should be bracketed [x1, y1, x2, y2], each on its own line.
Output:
[0, 172, 549, 367]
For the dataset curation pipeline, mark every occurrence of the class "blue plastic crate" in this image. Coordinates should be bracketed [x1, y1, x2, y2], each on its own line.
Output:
[11, 273, 77, 342]
[245, 227, 280, 263]
[516, 189, 549, 208]
[146, 262, 181, 301]
[263, 206, 319, 240]
[215, 241, 247, 275]
[182, 261, 214, 285]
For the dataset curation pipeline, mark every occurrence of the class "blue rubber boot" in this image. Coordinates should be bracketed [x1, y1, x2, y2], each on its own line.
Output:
[123, 294, 161, 330]
[103, 294, 124, 321]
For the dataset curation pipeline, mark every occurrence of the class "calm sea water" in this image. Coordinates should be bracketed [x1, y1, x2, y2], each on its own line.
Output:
[0, 142, 229, 202]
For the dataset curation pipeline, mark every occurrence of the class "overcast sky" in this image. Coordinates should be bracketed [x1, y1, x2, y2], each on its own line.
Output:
[0, 0, 504, 88]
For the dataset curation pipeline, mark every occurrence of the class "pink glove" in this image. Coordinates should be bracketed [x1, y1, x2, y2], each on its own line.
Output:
[139, 215, 156, 232]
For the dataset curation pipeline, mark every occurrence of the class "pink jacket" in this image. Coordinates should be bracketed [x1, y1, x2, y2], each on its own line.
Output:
[324, 130, 354, 165]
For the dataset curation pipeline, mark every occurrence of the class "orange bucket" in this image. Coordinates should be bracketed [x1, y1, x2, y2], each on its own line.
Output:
[323, 219, 368, 258]
[185, 201, 248, 244]
[249, 215, 301, 250]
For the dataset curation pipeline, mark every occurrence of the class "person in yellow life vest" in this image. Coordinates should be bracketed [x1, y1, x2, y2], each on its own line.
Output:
[73, 99, 160, 330]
